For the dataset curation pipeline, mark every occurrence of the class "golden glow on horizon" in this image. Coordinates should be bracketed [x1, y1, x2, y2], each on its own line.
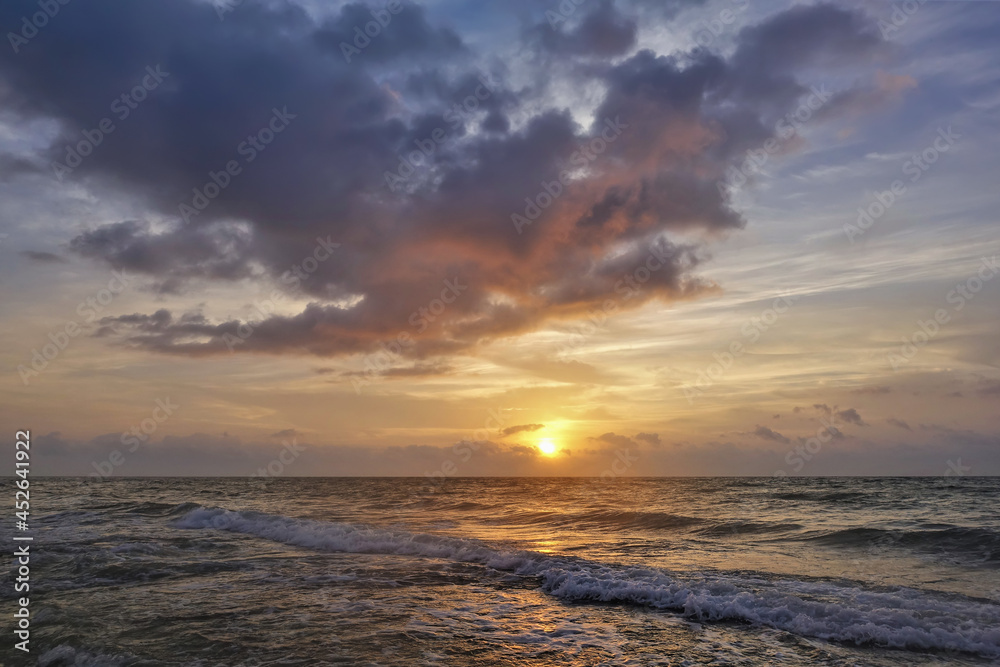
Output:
[537, 438, 557, 456]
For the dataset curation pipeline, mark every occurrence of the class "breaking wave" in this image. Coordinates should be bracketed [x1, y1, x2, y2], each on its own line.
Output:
[176, 506, 1000, 658]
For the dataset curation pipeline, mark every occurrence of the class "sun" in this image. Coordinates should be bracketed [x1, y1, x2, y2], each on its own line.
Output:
[537, 438, 557, 456]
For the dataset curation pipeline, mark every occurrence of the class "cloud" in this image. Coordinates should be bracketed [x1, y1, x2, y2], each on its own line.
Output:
[747, 425, 790, 444]
[491, 356, 617, 385]
[887, 418, 912, 431]
[30, 428, 1000, 476]
[20, 250, 67, 263]
[338, 362, 453, 380]
[70, 220, 255, 288]
[732, 3, 886, 75]
[314, 2, 466, 64]
[500, 423, 545, 437]
[793, 404, 866, 426]
[591, 432, 635, 448]
[835, 408, 867, 426]
[977, 381, 1000, 397]
[635, 432, 661, 446]
[528, 0, 637, 57]
[0, 0, 898, 363]
[851, 385, 891, 395]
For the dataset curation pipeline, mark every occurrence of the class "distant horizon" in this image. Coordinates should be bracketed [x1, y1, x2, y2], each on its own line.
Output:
[20, 474, 999, 479]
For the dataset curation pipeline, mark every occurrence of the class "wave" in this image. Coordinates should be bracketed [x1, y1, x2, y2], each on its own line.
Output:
[494, 509, 705, 531]
[772, 491, 865, 502]
[127, 501, 202, 517]
[175, 506, 1000, 658]
[442, 501, 496, 511]
[806, 526, 1000, 562]
[569, 509, 706, 530]
[36, 510, 102, 522]
[695, 521, 803, 536]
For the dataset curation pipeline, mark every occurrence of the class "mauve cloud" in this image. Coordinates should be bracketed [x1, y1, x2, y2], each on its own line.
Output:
[0, 0, 900, 361]
[500, 424, 545, 437]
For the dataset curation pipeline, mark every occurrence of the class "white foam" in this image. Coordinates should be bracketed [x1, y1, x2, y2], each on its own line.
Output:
[175, 506, 541, 572]
[176, 506, 1000, 658]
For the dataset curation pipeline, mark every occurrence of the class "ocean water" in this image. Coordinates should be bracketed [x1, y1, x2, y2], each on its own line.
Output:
[3, 477, 999, 666]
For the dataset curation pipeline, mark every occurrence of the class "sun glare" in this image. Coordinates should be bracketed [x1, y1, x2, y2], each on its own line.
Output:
[537, 438, 557, 456]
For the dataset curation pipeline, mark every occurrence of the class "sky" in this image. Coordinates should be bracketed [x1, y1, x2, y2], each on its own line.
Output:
[1, 0, 998, 477]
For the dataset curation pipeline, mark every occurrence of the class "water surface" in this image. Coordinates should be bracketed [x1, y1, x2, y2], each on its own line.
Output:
[3, 477, 999, 665]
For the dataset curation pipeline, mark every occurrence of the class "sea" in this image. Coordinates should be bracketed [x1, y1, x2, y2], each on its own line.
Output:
[2, 477, 999, 666]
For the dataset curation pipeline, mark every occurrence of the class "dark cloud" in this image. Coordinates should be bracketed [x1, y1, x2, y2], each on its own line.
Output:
[500, 423, 545, 437]
[836, 408, 867, 426]
[591, 432, 635, 448]
[529, 0, 637, 57]
[339, 362, 453, 380]
[269, 429, 298, 438]
[20, 250, 67, 263]
[852, 385, 891, 395]
[381, 363, 453, 378]
[314, 2, 465, 64]
[797, 429, 845, 444]
[70, 220, 255, 286]
[977, 381, 1000, 397]
[626, 0, 707, 20]
[34, 431, 72, 456]
[733, 3, 886, 75]
[747, 425, 790, 444]
[887, 418, 912, 431]
[0, 0, 896, 361]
